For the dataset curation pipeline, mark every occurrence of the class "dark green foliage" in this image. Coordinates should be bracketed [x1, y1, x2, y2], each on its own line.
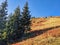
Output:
[21, 2, 31, 33]
[0, 0, 31, 44]
[6, 6, 23, 43]
[0, 0, 8, 45]
[0, 0, 8, 40]
[6, 15, 15, 43]
[12, 6, 22, 39]
[0, 0, 8, 29]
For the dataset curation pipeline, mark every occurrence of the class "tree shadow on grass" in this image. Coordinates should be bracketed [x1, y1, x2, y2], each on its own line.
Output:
[11, 25, 60, 44]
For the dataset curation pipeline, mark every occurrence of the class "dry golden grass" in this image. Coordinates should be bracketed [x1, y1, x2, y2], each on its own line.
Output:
[31, 17, 60, 31]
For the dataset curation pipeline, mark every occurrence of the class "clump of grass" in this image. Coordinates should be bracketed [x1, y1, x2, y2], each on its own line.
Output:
[40, 37, 60, 45]
[31, 37, 60, 45]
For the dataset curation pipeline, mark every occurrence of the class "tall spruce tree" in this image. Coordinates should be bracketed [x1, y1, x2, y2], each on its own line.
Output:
[0, 0, 8, 45]
[12, 6, 22, 39]
[6, 13, 14, 43]
[21, 2, 31, 33]
[0, 0, 8, 29]
[0, 0, 8, 39]
[6, 6, 22, 42]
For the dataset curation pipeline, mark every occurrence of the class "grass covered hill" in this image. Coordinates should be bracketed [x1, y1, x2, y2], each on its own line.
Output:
[12, 16, 60, 45]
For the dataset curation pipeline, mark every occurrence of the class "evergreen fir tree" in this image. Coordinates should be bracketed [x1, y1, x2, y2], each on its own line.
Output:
[12, 6, 22, 39]
[21, 2, 31, 33]
[0, 0, 8, 40]
[6, 6, 22, 42]
[0, 0, 8, 29]
[0, 0, 8, 45]
[6, 13, 14, 43]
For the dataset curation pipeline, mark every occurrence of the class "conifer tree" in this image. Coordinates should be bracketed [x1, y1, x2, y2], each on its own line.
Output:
[0, 0, 8, 40]
[6, 6, 22, 42]
[12, 6, 22, 39]
[0, 0, 8, 45]
[21, 2, 31, 33]
[0, 0, 8, 29]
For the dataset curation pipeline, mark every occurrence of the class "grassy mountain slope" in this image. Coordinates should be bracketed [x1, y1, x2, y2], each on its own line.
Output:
[12, 17, 60, 45]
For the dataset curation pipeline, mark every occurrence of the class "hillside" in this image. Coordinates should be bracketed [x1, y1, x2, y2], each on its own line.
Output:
[12, 17, 60, 45]
[31, 17, 60, 30]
